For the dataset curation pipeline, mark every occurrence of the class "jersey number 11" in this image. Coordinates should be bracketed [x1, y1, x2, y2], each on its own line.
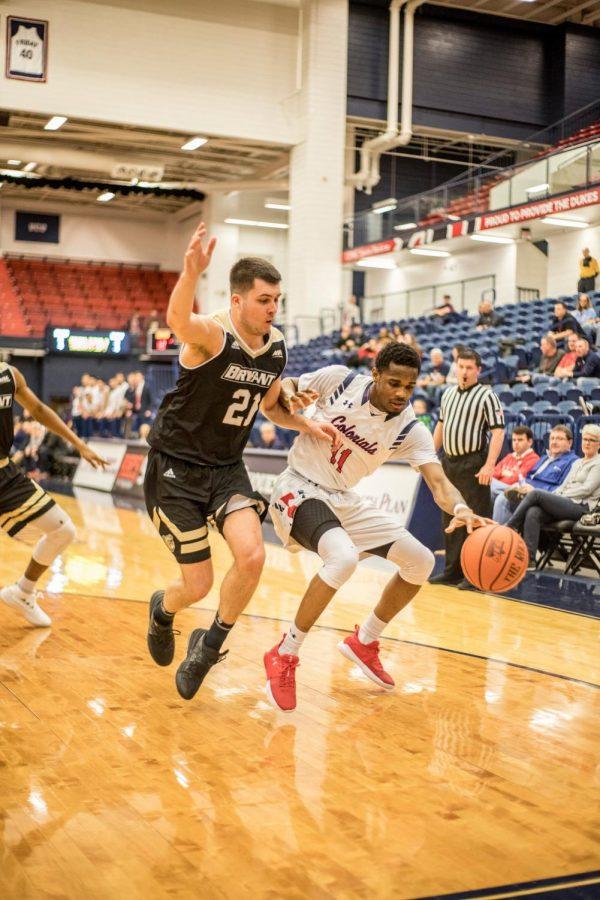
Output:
[330, 446, 352, 472]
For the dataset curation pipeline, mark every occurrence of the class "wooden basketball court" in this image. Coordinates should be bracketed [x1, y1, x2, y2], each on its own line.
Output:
[1, 489, 599, 899]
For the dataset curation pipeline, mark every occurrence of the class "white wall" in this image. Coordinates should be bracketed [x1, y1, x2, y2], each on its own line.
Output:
[546, 224, 600, 298]
[1, 0, 299, 144]
[362, 243, 517, 319]
[515, 241, 548, 299]
[0, 200, 191, 269]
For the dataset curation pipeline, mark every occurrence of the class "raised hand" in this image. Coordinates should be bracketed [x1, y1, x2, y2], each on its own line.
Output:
[183, 222, 217, 280]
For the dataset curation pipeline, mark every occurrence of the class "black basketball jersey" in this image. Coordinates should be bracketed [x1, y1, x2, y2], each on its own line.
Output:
[0, 363, 16, 458]
[149, 309, 287, 466]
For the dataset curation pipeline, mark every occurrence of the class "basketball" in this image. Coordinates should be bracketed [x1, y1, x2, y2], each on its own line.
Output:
[461, 524, 529, 593]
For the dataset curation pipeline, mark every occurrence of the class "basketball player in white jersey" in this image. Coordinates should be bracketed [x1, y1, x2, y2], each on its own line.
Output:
[264, 342, 490, 711]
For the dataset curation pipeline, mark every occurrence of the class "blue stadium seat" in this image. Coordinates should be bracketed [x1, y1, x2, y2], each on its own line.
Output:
[542, 388, 561, 404]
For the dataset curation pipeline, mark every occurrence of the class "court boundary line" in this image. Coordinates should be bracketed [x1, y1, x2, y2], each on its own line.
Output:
[414, 868, 600, 899]
[59, 591, 600, 691]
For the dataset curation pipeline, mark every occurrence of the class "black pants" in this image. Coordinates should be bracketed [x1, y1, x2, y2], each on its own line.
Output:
[578, 276, 596, 293]
[441, 449, 491, 578]
[507, 489, 587, 558]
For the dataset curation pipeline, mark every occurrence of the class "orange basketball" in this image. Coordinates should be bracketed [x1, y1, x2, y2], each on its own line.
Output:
[460, 524, 529, 593]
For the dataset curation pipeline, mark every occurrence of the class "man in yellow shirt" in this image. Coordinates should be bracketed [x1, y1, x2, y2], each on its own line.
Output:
[578, 246, 599, 293]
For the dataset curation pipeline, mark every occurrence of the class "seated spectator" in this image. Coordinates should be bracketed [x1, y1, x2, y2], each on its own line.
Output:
[491, 426, 540, 501]
[399, 331, 423, 359]
[431, 294, 461, 325]
[416, 348, 449, 396]
[574, 336, 600, 378]
[507, 424, 600, 564]
[446, 344, 466, 385]
[350, 323, 364, 346]
[476, 300, 504, 331]
[554, 332, 579, 379]
[335, 326, 354, 350]
[413, 397, 434, 431]
[254, 422, 286, 450]
[357, 338, 378, 366]
[549, 300, 584, 344]
[378, 326, 391, 341]
[574, 293, 599, 344]
[493, 425, 578, 523]
[391, 325, 405, 340]
[516, 334, 562, 383]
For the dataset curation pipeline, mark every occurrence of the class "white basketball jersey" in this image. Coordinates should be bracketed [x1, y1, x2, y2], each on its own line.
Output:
[11, 26, 43, 75]
[287, 365, 439, 491]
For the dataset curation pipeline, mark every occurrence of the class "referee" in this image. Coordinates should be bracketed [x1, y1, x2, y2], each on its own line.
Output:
[430, 348, 505, 588]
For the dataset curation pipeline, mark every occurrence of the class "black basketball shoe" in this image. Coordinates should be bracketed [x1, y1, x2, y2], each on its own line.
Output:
[175, 628, 228, 700]
[147, 590, 177, 666]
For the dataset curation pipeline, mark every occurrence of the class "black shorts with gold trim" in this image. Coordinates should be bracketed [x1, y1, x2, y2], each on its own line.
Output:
[143, 450, 267, 564]
[0, 459, 56, 537]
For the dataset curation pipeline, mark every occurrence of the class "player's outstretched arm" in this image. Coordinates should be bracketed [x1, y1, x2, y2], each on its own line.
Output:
[262, 379, 341, 449]
[166, 222, 223, 352]
[418, 461, 492, 534]
[278, 376, 319, 414]
[12, 367, 107, 469]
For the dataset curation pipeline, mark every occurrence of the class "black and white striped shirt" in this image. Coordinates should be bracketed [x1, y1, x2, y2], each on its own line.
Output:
[439, 383, 504, 457]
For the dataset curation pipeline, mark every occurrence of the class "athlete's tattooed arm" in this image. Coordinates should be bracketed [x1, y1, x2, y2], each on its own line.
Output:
[166, 222, 223, 358]
[418, 461, 492, 534]
[11, 366, 107, 469]
[262, 379, 341, 450]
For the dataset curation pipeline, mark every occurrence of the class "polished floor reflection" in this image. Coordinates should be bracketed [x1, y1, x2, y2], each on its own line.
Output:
[1, 489, 599, 899]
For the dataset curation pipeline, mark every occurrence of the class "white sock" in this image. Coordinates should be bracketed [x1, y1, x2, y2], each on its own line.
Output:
[18, 576, 37, 595]
[358, 612, 387, 645]
[279, 624, 308, 657]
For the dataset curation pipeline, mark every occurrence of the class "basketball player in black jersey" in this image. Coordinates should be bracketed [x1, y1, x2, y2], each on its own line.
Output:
[0, 363, 105, 626]
[144, 223, 338, 700]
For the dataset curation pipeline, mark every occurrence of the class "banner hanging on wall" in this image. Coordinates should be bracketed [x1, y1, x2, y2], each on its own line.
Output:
[5, 16, 48, 82]
[15, 211, 60, 243]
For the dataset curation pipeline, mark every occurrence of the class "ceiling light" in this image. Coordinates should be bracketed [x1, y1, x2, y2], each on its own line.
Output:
[409, 247, 450, 258]
[8, 159, 21, 166]
[394, 222, 417, 231]
[471, 234, 514, 244]
[357, 257, 397, 269]
[525, 182, 549, 193]
[224, 218, 288, 229]
[23, 162, 37, 172]
[181, 136, 208, 151]
[265, 201, 291, 211]
[44, 116, 67, 131]
[373, 198, 398, 215]
[541, 216, 588, 229]
[447, 215, 460, 221]
[97, 191, 115, 202]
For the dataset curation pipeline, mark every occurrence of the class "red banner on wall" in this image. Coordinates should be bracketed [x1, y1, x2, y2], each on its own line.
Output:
[478, 187, 599, 230]
[342, 238, 401, 263]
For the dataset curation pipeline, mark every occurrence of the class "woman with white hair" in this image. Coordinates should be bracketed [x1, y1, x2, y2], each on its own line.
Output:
[507, 423, 600, 565]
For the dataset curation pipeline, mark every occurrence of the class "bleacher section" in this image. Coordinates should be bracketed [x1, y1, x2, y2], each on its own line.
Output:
[0, 256, 178, 337]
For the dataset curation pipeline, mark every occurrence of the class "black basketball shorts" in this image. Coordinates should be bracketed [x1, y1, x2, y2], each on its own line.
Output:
[143, 450, 267, 564]
[0, 460, 56, 538]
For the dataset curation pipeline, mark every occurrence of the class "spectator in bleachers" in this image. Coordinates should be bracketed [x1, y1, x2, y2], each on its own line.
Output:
[412, 397, 434, 431]
[553, 332, 579, 379]
[335, 325, 354, 350]
[431, 294, 461, 326]
[549, 300, 584, 345]
[490, 426, 539, 503]
[446, 344, 466, 385]
[392, 325, 405, 340]
[350, 323, 364, 346]
[507, 424, 600, 564]
[574, 336, 600, 378]
[516, 334, 562, 383]
[342, 294, 361, 327]
[493, 425, 578, 524]
[254, 422, 286, 450]
[416, 348, 449, 397]
[475, 300, 504, 331]
[574, 293, 600, 346]
[578, 247, 599, 294]
[125, 371, 153, 436]
[400, 331, 423, 359]
[357, 338, 379, 366]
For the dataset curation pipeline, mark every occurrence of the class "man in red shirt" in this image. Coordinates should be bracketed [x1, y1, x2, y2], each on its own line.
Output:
[490, 426, 539, 503]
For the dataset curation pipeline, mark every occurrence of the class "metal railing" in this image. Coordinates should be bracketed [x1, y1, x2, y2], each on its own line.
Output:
[361, 274, 496, 323]
[517, 287, 541, 302]
[345, 100, 600, 250]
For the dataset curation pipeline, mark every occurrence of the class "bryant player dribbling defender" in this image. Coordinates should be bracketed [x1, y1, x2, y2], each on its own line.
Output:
[264, 343, 490, 712]
[0, 363, 105, 626]
[144, 223, 338, 700]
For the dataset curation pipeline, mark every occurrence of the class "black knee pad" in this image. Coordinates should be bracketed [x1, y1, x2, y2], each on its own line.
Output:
[290, 499, 341, 552]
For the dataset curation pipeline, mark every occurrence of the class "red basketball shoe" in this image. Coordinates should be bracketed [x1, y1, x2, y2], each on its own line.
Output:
[337, 626, 395, 691]
[264, 638, 299, 712]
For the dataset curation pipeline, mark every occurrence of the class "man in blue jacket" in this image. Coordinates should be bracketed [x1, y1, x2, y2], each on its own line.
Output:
[493, 425, 578, 523]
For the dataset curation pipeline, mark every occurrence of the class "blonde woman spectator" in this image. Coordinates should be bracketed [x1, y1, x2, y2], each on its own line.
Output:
[574, 293, 599, 345]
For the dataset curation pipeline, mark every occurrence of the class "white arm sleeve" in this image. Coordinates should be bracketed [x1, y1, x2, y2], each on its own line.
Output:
[297, 366, 350, 408]
[392, 421, 440, 468]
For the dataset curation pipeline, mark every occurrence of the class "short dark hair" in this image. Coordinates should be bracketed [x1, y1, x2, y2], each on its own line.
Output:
[551, 424, 573, 441]
[513, 425, 533, 440]
[374, 342, 421, 373]
[229, 257, 281, 294]
[555, 300, 568, 310]
[456, 348, 482, 367]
